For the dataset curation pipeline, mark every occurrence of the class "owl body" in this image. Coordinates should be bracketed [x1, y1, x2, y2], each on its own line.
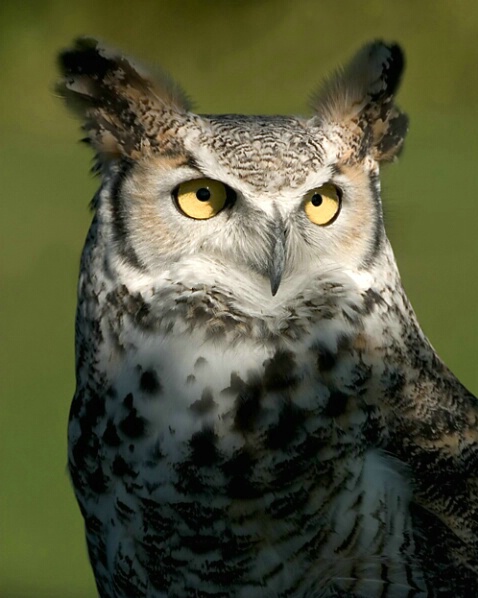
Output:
[60, 40, 478, 597]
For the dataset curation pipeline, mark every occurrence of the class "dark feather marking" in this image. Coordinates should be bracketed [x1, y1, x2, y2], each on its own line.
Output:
[190, 387, 216, 415]
[88, 465, 109, 494]
[141, 497, 176, 537]
[103, 419, 122, 446]
[316, 345, 338, 372]
[111, 455, 137, 478]
[266, 401, 307, 450]
[119, 410, 147, 439]
[377, 43, 405, 97]
[119, 393, 147, 438]
[80, 386, 106, 429]
[71, 427, 99, 473]
[225, 372, 263, 433]
[189, 426, 219, 467]
[109, 159, 145, 270]
[269, 484, 311, 519]
[113, 549, 147, 598]
[181, 534, 221, 555]
[85, 515, 108, 570]
[381, 366, 406, 400]
[194, 356, 208, 369]
[173, 501, 224, 532]
[334, 514, 363, 554]
[174, 460, 207, 494]
[324, 390, 349, 417]
[362, 287, 386, 315]
[220, 529, 260, 560]
[347, 361, 373, 392]
[122, 393, 133, 409]
[69, 387, 84, 421]
[363, 171, 384, 267]
[222, 447, 260, 499]
[115, 499, 135, 523]
[145, 552, 182, 593]
[59, 39, 115, 78]
[263, 349, 299, 391]
[192, 556, 250, 588]
[222, 446, 256, 478]
[139, 369, 162, 395]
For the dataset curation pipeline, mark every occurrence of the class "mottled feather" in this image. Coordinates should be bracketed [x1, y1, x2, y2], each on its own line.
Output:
[59, 38, 478, 598]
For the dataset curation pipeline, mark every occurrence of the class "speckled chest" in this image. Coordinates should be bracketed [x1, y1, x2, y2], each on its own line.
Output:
[69, 281, 417, 597]
[67, 219, 417, 595]
[71, 290, 368, 499]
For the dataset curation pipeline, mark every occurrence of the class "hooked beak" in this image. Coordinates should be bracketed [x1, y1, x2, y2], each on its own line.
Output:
[268, 224, 286, 296]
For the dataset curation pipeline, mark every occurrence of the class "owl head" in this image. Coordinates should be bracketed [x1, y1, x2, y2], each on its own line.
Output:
[58, 38, 407, 301]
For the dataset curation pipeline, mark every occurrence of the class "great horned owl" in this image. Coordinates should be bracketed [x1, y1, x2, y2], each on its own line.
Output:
[58, 38, 478, 597]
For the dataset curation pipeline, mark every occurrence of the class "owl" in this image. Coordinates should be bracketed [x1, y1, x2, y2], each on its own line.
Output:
[58, 38, 478, 597]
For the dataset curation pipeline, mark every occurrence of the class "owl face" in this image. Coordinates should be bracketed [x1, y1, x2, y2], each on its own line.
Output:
[58, 39, 407, 302]
[120, 119, 382, 298]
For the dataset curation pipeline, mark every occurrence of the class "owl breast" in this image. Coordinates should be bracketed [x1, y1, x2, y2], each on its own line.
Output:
[69, 252, 421, 596]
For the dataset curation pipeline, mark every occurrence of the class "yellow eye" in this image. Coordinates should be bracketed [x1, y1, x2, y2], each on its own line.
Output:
[174, 178, 232, 220]
[304, 183, 341, 226]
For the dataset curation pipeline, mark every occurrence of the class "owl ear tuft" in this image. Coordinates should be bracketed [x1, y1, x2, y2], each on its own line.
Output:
[56, 37, 191, 165]
[312, 41, 408, 163]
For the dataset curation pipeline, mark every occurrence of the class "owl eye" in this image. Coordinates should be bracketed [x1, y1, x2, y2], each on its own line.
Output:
[174, 178, 234, 220]
[304, 183, 342, 226]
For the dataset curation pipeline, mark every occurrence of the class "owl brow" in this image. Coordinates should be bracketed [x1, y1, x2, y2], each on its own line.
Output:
[183, 154, 202, 172]
[327, 164, 341, 177]
[155, 150, 198, 166]
[155, 152, 202, 175]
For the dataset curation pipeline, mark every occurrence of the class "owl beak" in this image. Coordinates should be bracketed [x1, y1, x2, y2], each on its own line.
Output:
[268, 227, 286, 296]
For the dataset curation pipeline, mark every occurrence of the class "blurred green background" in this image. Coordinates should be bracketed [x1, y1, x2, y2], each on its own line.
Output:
[1, 1, 477, 596]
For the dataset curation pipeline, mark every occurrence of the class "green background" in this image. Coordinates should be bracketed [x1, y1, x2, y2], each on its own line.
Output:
[1, 1, 477, 596]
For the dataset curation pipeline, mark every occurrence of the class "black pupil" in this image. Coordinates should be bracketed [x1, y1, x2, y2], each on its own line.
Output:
[196, 188, 211, 202]
[311, 193, 323, 207]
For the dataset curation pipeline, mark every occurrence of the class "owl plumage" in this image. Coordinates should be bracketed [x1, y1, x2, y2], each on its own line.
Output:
[58, 38, 478, 597]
